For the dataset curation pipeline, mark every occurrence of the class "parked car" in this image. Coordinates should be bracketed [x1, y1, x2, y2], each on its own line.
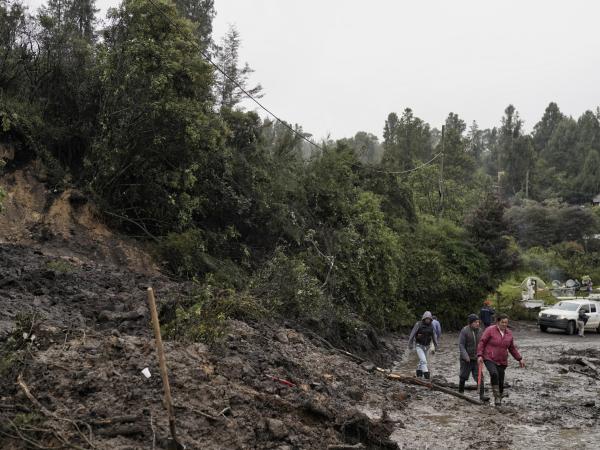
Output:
[537, 299, 600, 334]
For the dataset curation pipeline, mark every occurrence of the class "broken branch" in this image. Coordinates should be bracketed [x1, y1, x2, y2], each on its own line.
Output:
[376, 369, 483, 405]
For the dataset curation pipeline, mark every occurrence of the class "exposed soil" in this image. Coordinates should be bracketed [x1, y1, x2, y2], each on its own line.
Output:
[3, 169, 600, 449]
[0, 243, 407, 450]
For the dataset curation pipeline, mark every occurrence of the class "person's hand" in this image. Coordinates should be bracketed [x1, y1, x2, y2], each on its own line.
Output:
[463, 356, 470, 363]
[519, 359, 525, 368]
[477, 356, 483, 365]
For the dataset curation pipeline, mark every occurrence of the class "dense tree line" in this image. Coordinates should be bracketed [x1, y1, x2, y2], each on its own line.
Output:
[1, 0, 599, 334]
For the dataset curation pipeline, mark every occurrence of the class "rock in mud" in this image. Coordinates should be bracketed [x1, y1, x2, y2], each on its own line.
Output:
[360, 362, 375, 372]
[267, 418, 288, 439]
[276, 330, 289, 344]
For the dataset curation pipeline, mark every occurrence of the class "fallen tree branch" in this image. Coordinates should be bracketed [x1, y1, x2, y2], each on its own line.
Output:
[328, 444, 365, 450]
[89, 415, 141, 426]
[569, 366, 600, 381]
[375, 369, 483, 405]
[17, 373, 95, 449]
[580, 357, 599, 372]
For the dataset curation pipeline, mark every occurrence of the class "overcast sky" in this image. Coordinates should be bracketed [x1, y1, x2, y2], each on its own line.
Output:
[23, 0, 600, 141]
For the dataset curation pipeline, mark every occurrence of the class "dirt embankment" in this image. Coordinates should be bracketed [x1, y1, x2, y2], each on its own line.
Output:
[0, 168, 408, 449]
[0, 167, 157, 272]
[0, 244, 409, 449]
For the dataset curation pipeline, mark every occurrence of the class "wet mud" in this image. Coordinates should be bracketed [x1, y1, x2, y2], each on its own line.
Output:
[0, 244, 407, 449]
[2, 242, 600, 449]
[387, 322, 600, 449]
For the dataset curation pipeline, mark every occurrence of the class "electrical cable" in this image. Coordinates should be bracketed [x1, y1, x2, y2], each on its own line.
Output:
[145, 0, 443, 176]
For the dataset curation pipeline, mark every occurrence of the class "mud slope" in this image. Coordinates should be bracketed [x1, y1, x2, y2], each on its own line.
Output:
[0, 243, 407, 449]
[0, 167, 157, 272]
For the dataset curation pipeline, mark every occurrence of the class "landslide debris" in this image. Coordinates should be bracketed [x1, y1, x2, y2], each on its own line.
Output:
[0, 243, 406, 449]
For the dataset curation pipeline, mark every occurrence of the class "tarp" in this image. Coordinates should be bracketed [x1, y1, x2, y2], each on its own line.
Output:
[520, 276, 547, 290]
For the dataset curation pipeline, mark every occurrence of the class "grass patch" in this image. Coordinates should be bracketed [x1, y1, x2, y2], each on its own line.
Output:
[45, 259, 75, 273]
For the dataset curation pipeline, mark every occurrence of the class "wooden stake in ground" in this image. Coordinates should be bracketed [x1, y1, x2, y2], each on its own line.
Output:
[147, 287, 185, 450]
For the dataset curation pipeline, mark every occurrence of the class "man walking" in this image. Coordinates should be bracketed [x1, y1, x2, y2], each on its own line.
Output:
[408, 311, 439, 380]
[480, 299, 495, 328]
[577, 306, 589, 337]
[458, 314, 489, 402]
[432, 316, 442, 341]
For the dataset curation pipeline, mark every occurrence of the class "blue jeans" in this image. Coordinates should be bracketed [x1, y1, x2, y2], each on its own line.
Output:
[415, 344, 430, 373]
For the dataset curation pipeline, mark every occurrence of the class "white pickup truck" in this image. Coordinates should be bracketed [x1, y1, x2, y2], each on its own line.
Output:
[537, 299, 600, 334]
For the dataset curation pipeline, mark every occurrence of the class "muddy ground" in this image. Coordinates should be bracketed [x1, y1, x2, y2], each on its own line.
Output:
[3, 244, 600, 450]
[0, 243, 408, 449]
[385, 323, 600, 450]
[2, 169, 600, 449]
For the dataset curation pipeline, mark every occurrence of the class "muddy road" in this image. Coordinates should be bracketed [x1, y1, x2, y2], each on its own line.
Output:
[381, 322, 600, 450]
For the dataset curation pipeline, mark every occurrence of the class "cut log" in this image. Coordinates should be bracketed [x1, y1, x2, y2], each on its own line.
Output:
[580, 357, 599, 372]
[376, 368, 483, 405]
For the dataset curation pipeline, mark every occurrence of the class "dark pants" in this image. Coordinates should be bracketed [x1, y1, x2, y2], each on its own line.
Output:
[484, 360, 506, 394]
[459, 359, 485, 397]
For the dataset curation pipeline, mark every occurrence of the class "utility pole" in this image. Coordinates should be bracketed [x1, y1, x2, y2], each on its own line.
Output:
[439, 125, 445, 217]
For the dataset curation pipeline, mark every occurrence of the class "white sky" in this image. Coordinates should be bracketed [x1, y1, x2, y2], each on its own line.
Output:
[22, 0, 600, 141]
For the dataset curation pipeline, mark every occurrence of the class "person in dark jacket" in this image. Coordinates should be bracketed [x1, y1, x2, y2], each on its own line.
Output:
[479, 299, 495, 327]
[577, 307, 589, 337]
[408, 311, 439, 379]
[477, 314, 525, 406]
[458, 314, 489, 401]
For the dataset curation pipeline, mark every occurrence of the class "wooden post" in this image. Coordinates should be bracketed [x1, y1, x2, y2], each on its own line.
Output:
[147, 287, 183, 449]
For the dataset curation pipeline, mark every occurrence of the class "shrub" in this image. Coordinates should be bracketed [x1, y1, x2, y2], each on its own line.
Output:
[162, 281, 265, 344]
[250, 248, 329, 320]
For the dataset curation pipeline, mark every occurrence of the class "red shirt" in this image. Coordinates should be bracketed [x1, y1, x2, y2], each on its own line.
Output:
[477, 325, 522, 366]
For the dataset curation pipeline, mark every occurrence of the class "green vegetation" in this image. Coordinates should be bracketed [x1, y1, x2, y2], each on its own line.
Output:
[2, 0, 600, 338]
[45, 259, 75, 273]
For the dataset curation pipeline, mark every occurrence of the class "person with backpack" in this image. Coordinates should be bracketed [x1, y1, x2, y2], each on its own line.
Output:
[408, 311, 439, 380]
[458, 314, 489, 401]
[480, 299, 495, 328]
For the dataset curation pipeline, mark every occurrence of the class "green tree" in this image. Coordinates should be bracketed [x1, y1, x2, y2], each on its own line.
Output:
[467, 120, 484, 162]
[173, 0, 214, 49]
[576, 149, 600, 200]
[0, 0, 29, 94]
[34, 0, 100, 171]
[498, 105, 534, 197]
[342, 131, 382, 164]
[466, 193, 519, 288]
[382, 108, 432, 171]
[533, 102, 564, 153]
[89, 0, 224, 234]
[214, 25, 262, 110]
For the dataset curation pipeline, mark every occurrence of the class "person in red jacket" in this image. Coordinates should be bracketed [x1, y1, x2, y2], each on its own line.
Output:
[477, 314, 525, 406]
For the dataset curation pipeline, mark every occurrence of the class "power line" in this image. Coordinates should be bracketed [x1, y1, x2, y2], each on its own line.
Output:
[358, 151, 443, 175]
[145, 0, 443, 177]
[146, 0, 323, 152]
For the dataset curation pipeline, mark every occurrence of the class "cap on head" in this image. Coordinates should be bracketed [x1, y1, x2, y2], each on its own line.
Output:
[484, 299, 492, 306]
[468, 314, 479, 324]
[422, 311, 433, 320]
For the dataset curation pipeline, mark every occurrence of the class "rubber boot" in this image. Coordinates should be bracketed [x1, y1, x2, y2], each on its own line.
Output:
[416, 370, 423, 378]
[458, 379, 466, 394]
[492, 385, 502, 406]
[423, 372, 430, 380]
[479, 382, 490, 402]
